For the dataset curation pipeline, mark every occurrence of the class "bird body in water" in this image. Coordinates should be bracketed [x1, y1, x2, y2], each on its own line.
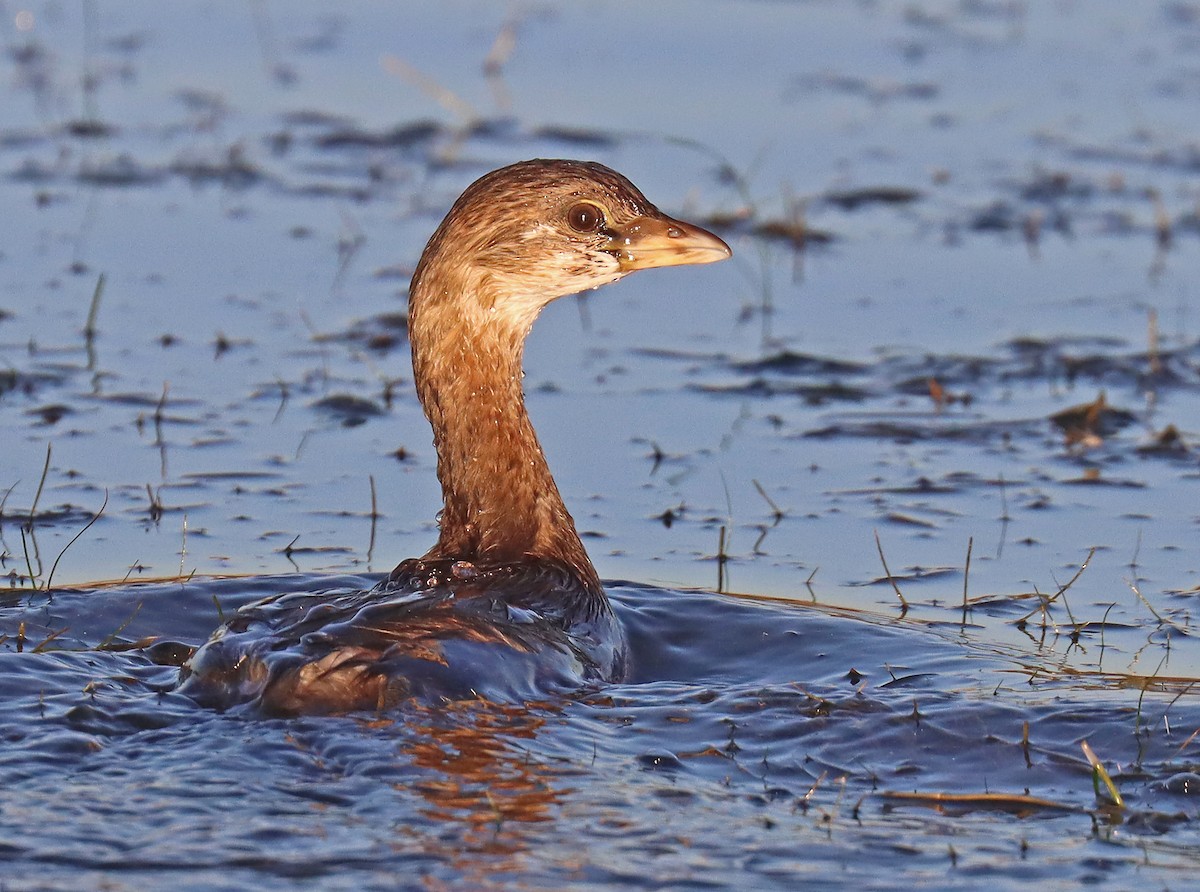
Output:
[178, 159, 730, 714]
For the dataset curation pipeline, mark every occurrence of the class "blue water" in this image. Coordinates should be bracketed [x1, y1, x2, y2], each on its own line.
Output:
[2, 1, 1199, 887]
[4, 574, 1197, 889]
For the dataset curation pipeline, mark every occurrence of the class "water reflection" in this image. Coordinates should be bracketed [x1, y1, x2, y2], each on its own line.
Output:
[385, 700, 563, 882]
[4, 0, 1200, 886]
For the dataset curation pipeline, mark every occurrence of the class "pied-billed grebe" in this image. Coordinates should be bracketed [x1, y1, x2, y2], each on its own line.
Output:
[179, 159, 731, 714]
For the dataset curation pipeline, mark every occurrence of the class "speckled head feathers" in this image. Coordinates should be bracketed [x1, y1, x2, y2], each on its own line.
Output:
[405, 159, 729, 588]
[409, 159, 730, 335]
[450, 159, 658, 223]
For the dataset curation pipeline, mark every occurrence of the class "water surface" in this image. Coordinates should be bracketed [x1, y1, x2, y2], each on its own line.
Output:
[2, 2, 1199, 888]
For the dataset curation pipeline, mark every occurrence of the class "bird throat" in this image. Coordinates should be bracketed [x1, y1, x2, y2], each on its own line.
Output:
[409, 270, 601, 594]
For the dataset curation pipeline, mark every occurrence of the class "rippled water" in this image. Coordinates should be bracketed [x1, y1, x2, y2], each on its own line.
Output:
[4, 573, 1198, 889]
[2, 1, 1199, 888]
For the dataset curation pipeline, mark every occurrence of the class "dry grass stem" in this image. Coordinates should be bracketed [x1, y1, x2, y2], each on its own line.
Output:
[1126, 577, 1182, 633]
[752, 479, 785, 524]
[961, 536, 973, 622]
[381, 54, 477, 124]
[873, 530, 908, 611]
[45, 491, 108, 590]
[1013, 547, 1095, 626]
[717, 525, 729, 593]
[28, 442, 52, 526]
[83, 273, 105, 340]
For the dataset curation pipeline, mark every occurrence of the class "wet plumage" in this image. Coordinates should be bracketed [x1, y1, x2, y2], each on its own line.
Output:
[179, 159, 730, 714]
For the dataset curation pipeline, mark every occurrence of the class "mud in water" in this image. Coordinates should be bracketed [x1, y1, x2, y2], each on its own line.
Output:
[2, 2, 1199, 888]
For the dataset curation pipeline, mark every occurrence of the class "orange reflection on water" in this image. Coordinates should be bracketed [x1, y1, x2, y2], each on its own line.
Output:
[371, 698, 574, 886]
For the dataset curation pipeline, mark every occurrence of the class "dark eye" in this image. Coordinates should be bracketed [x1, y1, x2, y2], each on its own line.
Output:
[567, 202, 604, 233]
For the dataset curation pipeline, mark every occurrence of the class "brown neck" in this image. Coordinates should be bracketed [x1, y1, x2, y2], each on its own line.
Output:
[408, 262, 600, 594]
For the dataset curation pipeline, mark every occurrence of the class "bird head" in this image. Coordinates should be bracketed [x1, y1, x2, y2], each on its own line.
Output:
[411, 159, 731, 335]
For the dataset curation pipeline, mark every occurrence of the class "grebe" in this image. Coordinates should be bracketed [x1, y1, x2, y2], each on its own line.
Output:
[178, 159, 731, 714]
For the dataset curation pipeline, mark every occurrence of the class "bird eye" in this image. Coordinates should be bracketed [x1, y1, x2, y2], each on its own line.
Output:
[567, 202, 604, 234]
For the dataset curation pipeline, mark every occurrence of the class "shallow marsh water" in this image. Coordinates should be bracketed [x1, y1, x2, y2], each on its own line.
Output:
[1, 1, 1199, 888]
